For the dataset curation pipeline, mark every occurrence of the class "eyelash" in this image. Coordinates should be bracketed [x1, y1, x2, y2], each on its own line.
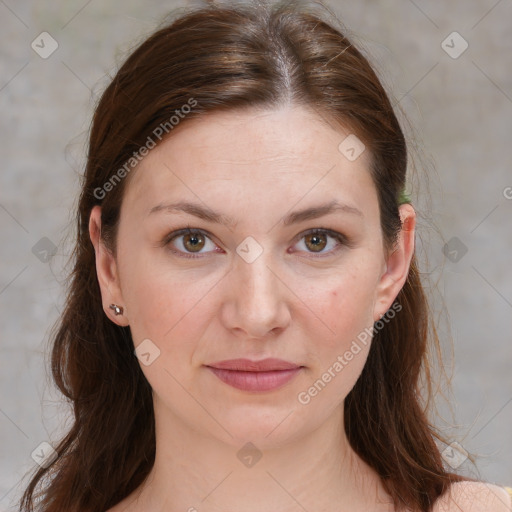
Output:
[162, 227, 350, 260]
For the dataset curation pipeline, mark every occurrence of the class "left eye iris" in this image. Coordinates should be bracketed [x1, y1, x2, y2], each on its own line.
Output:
[182, 232, 206, 252]
[303, 232, 328, 252]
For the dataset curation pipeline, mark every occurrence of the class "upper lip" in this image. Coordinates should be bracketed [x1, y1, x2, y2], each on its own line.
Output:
[206, 358, 301, 371]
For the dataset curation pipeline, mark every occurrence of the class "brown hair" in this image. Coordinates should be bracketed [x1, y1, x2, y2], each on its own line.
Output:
[19, 1, 471, 510]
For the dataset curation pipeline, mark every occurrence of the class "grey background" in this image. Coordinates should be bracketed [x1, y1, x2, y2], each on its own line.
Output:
[1, 0, 511, 509]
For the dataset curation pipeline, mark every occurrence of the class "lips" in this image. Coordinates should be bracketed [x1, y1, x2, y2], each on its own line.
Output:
[207, 358, 300, 371]
[205, 358, 303, 392]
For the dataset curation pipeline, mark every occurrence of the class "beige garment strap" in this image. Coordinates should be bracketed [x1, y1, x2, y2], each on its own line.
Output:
[504, 487, 512, 510]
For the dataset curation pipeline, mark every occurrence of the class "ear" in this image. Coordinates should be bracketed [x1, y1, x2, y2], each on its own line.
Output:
[89, 205, 129, 326]
[373, 203, 416, 322]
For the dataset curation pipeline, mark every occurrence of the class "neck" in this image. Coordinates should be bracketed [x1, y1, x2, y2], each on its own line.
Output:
[123, 400, 393, 512]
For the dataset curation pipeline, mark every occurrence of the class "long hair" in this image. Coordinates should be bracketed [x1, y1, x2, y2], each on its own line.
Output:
[19, 1, 470, 510]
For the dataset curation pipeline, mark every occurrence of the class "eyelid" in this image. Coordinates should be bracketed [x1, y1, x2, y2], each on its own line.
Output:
[162, 226, 351, 258]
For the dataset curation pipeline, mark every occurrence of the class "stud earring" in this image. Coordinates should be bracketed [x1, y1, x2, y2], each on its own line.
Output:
[109, 304, 124, 316]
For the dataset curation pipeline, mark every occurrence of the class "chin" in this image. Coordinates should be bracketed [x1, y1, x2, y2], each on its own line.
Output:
[207, 402, 313, 450]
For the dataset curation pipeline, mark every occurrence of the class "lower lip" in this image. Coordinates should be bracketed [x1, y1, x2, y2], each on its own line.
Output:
[206, 367, 302, 392]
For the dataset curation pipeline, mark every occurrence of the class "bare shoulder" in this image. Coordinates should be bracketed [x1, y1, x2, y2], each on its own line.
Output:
[433, 481, 512, 512]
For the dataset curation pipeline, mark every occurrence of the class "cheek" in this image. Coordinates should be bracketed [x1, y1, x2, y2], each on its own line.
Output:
[300, 259, 380, 350]
[133, 280, 213, 339]
[293, 256, 380, 401]
[296, 278, 377, 410]
[120, 263, 222, 397]
[118, 249, 220, 349]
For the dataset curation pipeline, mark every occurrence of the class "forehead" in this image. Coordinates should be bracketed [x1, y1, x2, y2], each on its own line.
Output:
[122, 106, 376, 218]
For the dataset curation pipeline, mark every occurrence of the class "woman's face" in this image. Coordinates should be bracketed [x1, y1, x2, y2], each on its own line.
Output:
[91, 105, 414, 448]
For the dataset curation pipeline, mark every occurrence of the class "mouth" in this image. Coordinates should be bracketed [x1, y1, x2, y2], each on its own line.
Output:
[205, 358, 304, 392]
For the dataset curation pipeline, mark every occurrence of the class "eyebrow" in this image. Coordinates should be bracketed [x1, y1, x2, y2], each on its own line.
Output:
[148, 199, 363, 227]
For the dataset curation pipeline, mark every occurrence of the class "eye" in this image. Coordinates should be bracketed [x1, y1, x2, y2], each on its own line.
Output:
[163, 227, 349, 259]
[292, 228, 348, 257]
[164, 228, 219, 259]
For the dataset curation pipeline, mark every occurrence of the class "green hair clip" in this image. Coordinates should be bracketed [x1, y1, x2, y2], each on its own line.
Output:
[398, 187, 411, 205]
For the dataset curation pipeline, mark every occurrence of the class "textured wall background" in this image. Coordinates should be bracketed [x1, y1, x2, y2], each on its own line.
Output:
[1, 0, 511, 509]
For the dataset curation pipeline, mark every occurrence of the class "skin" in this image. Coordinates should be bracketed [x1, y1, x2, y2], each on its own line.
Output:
[90, 104, 421, 511]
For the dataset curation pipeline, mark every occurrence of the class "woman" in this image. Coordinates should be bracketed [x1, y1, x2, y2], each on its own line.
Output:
[19, 1, 512, 511]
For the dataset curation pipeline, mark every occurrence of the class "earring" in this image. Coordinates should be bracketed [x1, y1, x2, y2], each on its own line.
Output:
[109, 304, 124, 316]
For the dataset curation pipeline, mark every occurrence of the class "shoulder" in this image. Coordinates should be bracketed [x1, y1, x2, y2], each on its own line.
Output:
[433, 481, 512, 512]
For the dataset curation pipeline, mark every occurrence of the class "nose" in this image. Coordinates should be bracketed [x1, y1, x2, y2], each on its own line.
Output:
[220, 251, 291, 339]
